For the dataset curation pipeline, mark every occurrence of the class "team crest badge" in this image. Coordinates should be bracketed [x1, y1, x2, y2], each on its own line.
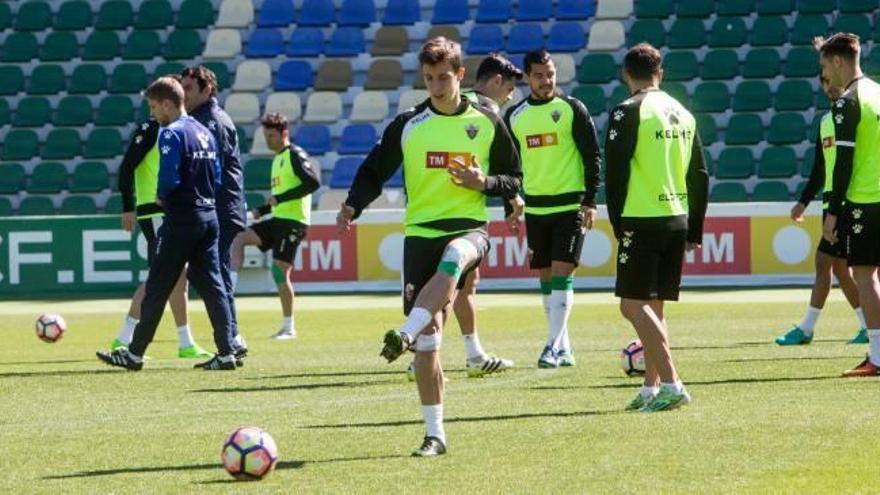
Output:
[551, 110, 561, 123]
[465, 124, 479, 140]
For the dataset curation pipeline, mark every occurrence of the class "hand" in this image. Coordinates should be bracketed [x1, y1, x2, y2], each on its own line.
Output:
[448, 158, 486, 191]
[686, 242, 701, 252]
[268, 196, 278, 207]
[823, 214, 838, 244]
[505, 196, 524, 233]
[790, 203, 806, 223]
[581, 205, 597, 230]
[121, 212, 135, 232]
[336, 203, 356, 234]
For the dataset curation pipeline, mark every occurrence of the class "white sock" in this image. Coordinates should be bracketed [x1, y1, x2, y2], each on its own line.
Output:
[281, 316, 294, 332]
[797, 306, 822, 334]
[233, 334, 246, 348]
[462, 332, 486, 360]
[177, 324, 195, 348]
[558, 326, 571, 352]
[547, 290, 573, 349]
[541, 293, 551, 322]
[869, 329, 880, 366]
[640, 385, 659, 398]
[400, 307, 433, 342]
[855, 307, 867, 329]
[661, 381, 684, 394]
[116, 315, 139, 346]
[421, 404, 445, 443]
[230, 271, 239, 291]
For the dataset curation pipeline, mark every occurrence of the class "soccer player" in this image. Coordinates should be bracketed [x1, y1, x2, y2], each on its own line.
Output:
[336, 37, 521, 456]
[815, 33, 880, 377]
[775, 73, 867, 346]
[180, 66, 248, 356]
[97, 77, 237, 371]
[605, 44, 709, 411]
[113, 115, 211, 359]
[463, 53, 523, 115]
[504, 49, 601, 368]
[230, 113, 320, 339]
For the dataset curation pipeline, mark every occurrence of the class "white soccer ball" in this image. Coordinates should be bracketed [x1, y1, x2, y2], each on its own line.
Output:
[35, 314, 66, 343]
[620, 339, 645, 377]
[221, 427, 279, 481]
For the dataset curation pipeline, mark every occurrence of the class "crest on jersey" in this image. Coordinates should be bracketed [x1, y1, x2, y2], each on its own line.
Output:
[197, 131, 211, 149]
[465, 124, 479, 140]
[551, 110, 561, 123]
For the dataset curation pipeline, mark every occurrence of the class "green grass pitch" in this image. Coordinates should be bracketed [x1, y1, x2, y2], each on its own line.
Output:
[0, 289, 877, 493]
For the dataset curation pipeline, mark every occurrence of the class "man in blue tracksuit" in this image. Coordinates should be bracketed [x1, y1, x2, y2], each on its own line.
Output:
[97, 77, 238, 371]
[180, 66, 248, 355]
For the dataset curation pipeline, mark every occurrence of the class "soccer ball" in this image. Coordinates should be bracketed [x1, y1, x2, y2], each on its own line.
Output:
[221, 427, 278, 481]
[35, 314, 66, 343]
[620, 339, 645, 377]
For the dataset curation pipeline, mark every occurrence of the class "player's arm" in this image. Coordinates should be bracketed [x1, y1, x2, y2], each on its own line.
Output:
[344, 115, 406, 219]
[484, 115, 523, 198]
[604, 103, 639, 238]
[797, 127, 825, 207]
[273, 147, 321, 203]
[567, 97, 602, 208]
[828, 96, 859, 216]
[685, 132, 709, 244]
[118, 120, 158, 213]
[157, 129, 183, 200]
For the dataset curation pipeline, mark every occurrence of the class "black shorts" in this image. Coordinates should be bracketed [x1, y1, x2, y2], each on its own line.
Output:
[525, 209, 586, 269]
[844, 202, 880, 267]
[251, 218, 307, 264]
[402, 230, 490, 315]
[138, 216, 165, 268]
[817, 210, 846, 259]
[615, 229, 686, 301]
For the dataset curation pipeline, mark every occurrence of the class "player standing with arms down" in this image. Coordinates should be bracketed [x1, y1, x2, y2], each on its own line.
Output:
[337, 38, 521, 456]
[504, 49, 601, 368]
[605, 44, 709, 411]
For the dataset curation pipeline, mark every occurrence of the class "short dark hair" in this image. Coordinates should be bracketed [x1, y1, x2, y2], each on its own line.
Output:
[624, 43, 663, 80]
[523, 49, 552, 74]
[180, 65, 219, 96]
[144, 76, 185, 107]
[261, 112, 288, 133]
[476, 53, 524, 82]
[814, 33, 860, 61]
[418, 36, 462, 70]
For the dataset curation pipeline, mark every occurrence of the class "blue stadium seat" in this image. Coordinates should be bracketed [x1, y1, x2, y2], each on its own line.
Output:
[476, 0, 512, 22]
[276, 61, 314, 90]
[339, 0, 375, 26]
[257, 0, 295, 27]
[287, 28, 324, 57]
[507, 24, 544, 53]
[467, 25, 504, 54]
[338, 124, 377, 155]
[387, 168, 404, 187]
[298, 0, 335, 26]
[295, 125, 332, 155]
[383, 0, 420, 25]
[557, 0, 596, 19]
[547, 23, 585, 52]
[432, 0, 469, 24]
[517, 0, 552, 21]
[330, 156, 363, 188]
[326, 27, 365, 57]
[246, 29, 283, 58]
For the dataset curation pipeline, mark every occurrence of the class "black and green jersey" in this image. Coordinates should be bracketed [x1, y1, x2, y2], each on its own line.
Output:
[345, 96, 522, 238]
[604, 88, 709, 242]
[255, 145, 320, 226]
[463, 89, 500, 115]
[118, 119, 163, 220]
[504, 94, 601, 215]
[798, 112, 836, 210]
[828, 76, 880, 214]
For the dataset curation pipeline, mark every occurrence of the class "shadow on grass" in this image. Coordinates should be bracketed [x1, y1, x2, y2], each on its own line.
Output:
[191, 379, 398, 393]
[249, 369, 409, 380]
[589, 375, 840, 389]
[303, 409, 620, 429]
[0, 359, 97, 366]
[723, 356, 854, 363]
[0, 368, 176, 379]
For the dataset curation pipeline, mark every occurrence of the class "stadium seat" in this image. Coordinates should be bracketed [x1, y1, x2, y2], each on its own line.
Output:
[372, 27, 408, 56]
[775, 80, 814, 111]
[41, 32, 79, 62]
[204, 29, 242, 59]
[792, 15, 829, 45]
[668, 19, 705, 49]
[577, 53, 616, 83]
[83, 129, 121, 158]
[217, 0, 253, 27]
[15, 1, 52, 31]
[19, 196, 56, 216]
[110, 64, 148, 94]
[386, 169, 404, 188]
[0, 67, 24, 95]
[477, 0, 512, 22]
[752, 181, 791, 201]
[784, 47, 819, 77]
[609, 85, 630, 107]
[153, 62, 185, 80]
[136, 0, 173, 29]
[2, 33, 39, 62]
[661, 82, 689, 105]
[587, 21, 625, 51]
[316, 189, 348, 209]
[553, 54, 576, 84]
[330, 157, 363, 188]
[399, 89, 429, 111]
[365, 59, 403, 90]
[55, 96, 94, 126]
[726, 114, 764, 145]
[350, 91, 390, 122]
[768, 113, 807, 144]
[711, 182, 748, 202]
[14, 97, 51, 127]
[295, 125, 332, 155]
[275, 60, 314, 91]
[245, 192, 266, 210]
[751, 17, 788, 47]
[692, 83, 730, 113]
[595, 0, 632, 18]
[758, 0, 794, 14]
[225, 93, 260, 124]
[508, 24, 545, 53]
[743, 49, 781, 78]
[60, 195, 98, 215]
[83, 31, 120, 61]
[54, 1, 91, 30]
[547, 23, 585, 52]
[628, 19, 665, 47]
[236, 125, 251, 153]
[339, 124, 378, 154]
[248, 128, 272, 155]
[676, 0, 713, 17]
[247, 29, 284, 58]
[339, 0, 375, 26]
[28, 65, 66, 95]
[96, 1, 133, 30]
[0, 163, 25, 194]
[303, 92, 343, 123]
[287, 28, 324, 57]
[833, 14, 871, 41]
[0, 3, 9, 30]
[716, 148, 754, 179]
[758, 147, 798, 178]
[799, 0, 835, 13]
[635, 0, 671, 17]
[104, 194, 123, 213]
[0, 98, 8, 126]
[460, 56, 482, 88]
[709, 17, 748, 47]
[2, 130, 39, 160]
[177, 0, 215, 28]
[70, 65, 107, 94]
[29, 162, 68, 193]
[258, 0, 295, 27]
[517, 0, 552, 20]
[383, 0, 421, 24]
[557, 0, 595, 19]
[433, 0, 469, 23]
[264, 92, 302, 122]
[123, 30, 161, 60]
[663, 51, 699, 81]
[468, 25, 504, 54]
[572, 86, 606, 115]
[244, 159, 272, 190]
[314, 60, 353, 91]
[702, 49, 739, 80]
[327, 27, 366, 57]
[0, 197, 11, 217]
[841, 0, 876, 12]
[298, 0, 335, 26]
[696, 114, 718, 145]
[96, 96, 134, 126]
[733, 81, 772, 111]
[206, 62, 231, 90]
[233, 61, 271, 91]
[164, 30, 203, 60]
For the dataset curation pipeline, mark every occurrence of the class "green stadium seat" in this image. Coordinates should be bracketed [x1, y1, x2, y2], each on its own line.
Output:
[2, 33, 39, 62]
[177, 0, 215, 28]
[635, 0, 672, 18]
[758, 0, 794, 14]
[55, 1, 93, 30]
[204, 62, 231, 91]
[701, 49, 739, 80]
[660, 82, 688, 105]
[752, 181, 791, 201]
[663, 52, 698, 81]
[676, 0, 713, 17]
[798, 0, 836, 13]
[743, 49, 781, 78]
[236, 126, 251, 155]
[709, 17, 747, 47]
[110, 64, 148, 94]
[702, 149, 714, 176]
[0, 163, 26, 194]
[164, 30, 203, 60]
[833, 14, 871, 41]
[865, 46, 880, 75]
[716, 148, 754, 178]
[0, 3, 10, 30]
[28, 65, 66, 95]
[154, 62, 186, 80]
[692, 82, 730, 113]
[768, 113, 807, 144]
[696, 114, 717, 145]
[244, 159, 273, 190]
[28, 162, 68, 193]
[577, 54, 616, 83]
[609, 85, 630, 107]
[571, 85, 606, 115]
[710, 182, 748, 201]
[751, 17, 788, 47]
[791, 15, 829, 45]
[0, 197, 11, 217]
[733, 81, 772, 111]
[19, 196, 56, 216]
[726, 114, 764, 145]
[139, 100, 151, 122]
[14, 97, 52, 127]
[718, 0, 756, 15]
[809, 113, 824, 137]
[136, 0, 173, 29]
[784, 47, 820, 77]
[15, 1, 52, 31]
[775, 80, 814, 111]
[43, 129, 82, 159]
[628, 19, 665, 48]
[841, 0, 876, 12]
[816, 89, 831, 110]
[0, 67, 24, 95]
[41, 32, 79, 62]
[71, 162, 110, 193]
[0, 98, 8, 126]
[96, 96, 134, 125]
[83, 31, 121, 61]
[123, 30, 162, 60]
[2, 130, 39, 160]
[55, 96, 94, 126]
[84, 128, 123, 158]
[69, 64, 107, 94]
[60, 195, 98, 215]
[246, 192, 266, 209]
[104, 194, 123, 214]
[758, 147, 798, 178]
[802, 148, 816, 177]
[668, 19, 705, 49]
[96, 1, 133, 30]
